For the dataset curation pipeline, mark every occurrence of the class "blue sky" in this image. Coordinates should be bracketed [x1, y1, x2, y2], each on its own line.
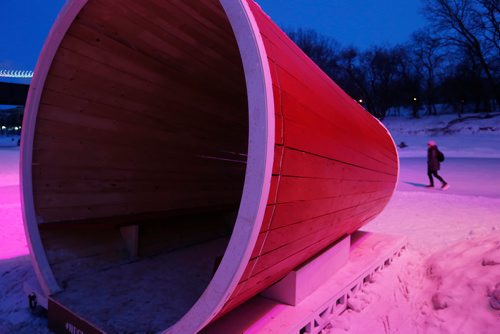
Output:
[256, 0, 426, 47]
[0, 0, 426, 83]
[0, 0, 65, 83]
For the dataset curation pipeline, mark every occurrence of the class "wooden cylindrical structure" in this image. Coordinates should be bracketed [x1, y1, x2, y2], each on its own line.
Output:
[21, 0, 398, 333]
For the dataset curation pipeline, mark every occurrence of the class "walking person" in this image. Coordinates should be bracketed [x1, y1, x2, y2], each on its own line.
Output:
[426, 140, 449, 190]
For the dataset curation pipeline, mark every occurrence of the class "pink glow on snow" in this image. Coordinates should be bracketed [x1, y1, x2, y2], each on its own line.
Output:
[0, 148, 27, 260]
[245, 304, 288, 333]
[0, 205, 28, 259]
[0, 208, 29, 259]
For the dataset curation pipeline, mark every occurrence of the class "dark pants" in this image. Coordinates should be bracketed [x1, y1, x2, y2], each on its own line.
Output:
[428, 169, 446, 186]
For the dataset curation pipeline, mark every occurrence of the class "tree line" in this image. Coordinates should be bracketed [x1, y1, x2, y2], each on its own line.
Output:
[286, 0, 499, 119]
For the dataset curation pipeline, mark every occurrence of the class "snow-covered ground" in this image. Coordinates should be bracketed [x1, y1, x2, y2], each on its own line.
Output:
[1, 113, 500, 333]
[334, 113, 500, 333]
[0, 136, 20, 148]
[385, 112, 500, 158]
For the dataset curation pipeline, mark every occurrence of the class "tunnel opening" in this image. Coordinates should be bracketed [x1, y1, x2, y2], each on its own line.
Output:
[32, 1, 251, 332]
[23, 1, 400, 333]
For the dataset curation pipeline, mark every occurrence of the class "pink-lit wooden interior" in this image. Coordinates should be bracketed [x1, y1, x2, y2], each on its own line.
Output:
[21, 0, 398, 333]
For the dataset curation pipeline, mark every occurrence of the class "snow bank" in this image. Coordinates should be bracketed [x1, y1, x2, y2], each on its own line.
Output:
[422, 233, 500, 333]
[334, 232, 500, 334]
[384, 113, 500, 158]
[333, 191, 500, 334]
[0, 136, 20, 148]
[0, 147, 20, 187]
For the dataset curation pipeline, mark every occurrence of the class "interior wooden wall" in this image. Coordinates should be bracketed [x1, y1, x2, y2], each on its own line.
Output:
[33, 0, 248, 226]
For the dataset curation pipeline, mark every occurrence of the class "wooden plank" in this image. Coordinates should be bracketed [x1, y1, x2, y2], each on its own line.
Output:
[33, 176, 244, 195]
[41, 88, 168, 131]
[39, 205, 239, 229]
[258, 197, 390, 256]
[159, 0, 233, 45]
[51, 45, 246, 115]
[32, 147, 245, 173]
[76, 0, 244, 91]
[266, 176, 280, 205]
[282, 112, 395, 169]
[259, 205, 276, 233]
[32, 144, 247, 178]
[272, 145, 284, 175]
[32, 164, 245, 182]
[53, 15, 249, 128]
[283, 119, 395, 174]
[250, 232, 267, 259]
[118, 1, 240, 68]
[33, 108, 247, 154]
[267, 193, 392, 231]
[34, 121, 247, 168]
[34, 184, 243, 208]
[35, 191, 241, 223]
[275, 176, 393, 204]
[41, 74, 247, 140]
[34, 110, 247, 160]
[45, 57, 247, 130]
[274, 112, 284, 146]
[281, 148, 396, 181]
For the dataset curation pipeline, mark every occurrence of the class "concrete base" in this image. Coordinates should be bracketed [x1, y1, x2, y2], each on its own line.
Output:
[201, 231, 407, 334]
[261, 235, 350, 306]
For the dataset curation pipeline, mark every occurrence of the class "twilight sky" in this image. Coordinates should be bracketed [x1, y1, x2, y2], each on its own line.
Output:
[0, 0, 426, 82]
[256, 0, 426, 46]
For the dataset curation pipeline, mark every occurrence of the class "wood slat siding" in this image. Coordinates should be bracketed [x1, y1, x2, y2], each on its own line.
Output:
[34, 0, 248, 224]
[215, 0, 398, 316]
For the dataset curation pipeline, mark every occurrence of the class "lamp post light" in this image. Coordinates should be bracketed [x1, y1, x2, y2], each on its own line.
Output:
[412, 97, 420, 118]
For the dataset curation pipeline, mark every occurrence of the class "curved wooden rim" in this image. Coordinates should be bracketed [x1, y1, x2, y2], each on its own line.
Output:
[21, 0, 89, 296]
[166, 0, 274, 332]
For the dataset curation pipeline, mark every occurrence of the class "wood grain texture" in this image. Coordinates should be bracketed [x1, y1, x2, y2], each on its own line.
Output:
[33, 0, 248, 224]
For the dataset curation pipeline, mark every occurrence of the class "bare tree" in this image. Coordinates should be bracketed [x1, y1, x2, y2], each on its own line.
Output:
[478, 0, 500, 52]
[364, 47, 410, 119]
[335, 47, 370, 104]
[393, 45, 422, 117]
[410, 29, 446, 115]
[286, 28, 340, 77]
[423, 0, 500, 108]
[335, 46, 413, 119]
